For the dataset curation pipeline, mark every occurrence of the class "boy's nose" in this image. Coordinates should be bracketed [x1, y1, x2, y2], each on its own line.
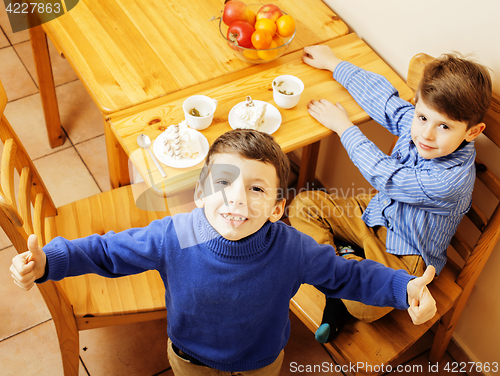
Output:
[226, 179, 247, 206]
[421, 124, 435, 139]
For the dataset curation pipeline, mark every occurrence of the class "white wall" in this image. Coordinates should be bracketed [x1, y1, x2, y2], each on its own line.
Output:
[318, 0, 500, 368]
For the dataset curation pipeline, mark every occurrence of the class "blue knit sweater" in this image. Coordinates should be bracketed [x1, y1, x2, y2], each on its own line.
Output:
[40, 208, 414, 372]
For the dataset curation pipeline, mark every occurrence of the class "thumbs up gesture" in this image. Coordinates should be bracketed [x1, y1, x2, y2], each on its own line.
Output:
[10, 234, 47, 291]
[406, 266, 437, 325]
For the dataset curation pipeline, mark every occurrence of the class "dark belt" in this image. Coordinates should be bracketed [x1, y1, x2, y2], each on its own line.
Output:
[172, 343, 210, 367]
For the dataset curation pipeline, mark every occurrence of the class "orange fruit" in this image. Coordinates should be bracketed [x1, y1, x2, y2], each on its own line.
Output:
[251, 29, 272, 50]
[276, 15, 295, 38]
[257, 41, 278, 60]
[254, 18, 276, 36]
[245, 10, 256, 26]
[243, 49, 259, 60]
[272, 33, 284, 47]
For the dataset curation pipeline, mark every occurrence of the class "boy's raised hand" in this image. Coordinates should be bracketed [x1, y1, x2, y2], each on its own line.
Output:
[10, 234, 47, 291]
[406, 266, 437, 325]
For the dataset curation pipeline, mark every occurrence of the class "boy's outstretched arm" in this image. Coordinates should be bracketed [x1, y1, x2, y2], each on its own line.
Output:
[406, 266, 437, 325]
[10, 234, 47, 291]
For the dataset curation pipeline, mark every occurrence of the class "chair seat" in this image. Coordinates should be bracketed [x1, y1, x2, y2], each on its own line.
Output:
[290, 264, 462, 374]
[44, 184, 170, 330]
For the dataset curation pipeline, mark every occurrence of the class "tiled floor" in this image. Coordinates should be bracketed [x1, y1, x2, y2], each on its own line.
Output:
[0, 8, 480, 376]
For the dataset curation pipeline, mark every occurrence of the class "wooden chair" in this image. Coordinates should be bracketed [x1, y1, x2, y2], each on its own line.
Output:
[290, 53, 500, 375]
[0, 79, 171, 376]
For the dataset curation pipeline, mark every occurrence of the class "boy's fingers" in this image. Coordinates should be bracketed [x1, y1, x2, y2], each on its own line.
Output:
[11, 252, 32, 275]
[27, 234, 41, 260]
[419, 266, 435, 287]
[10, 261, 34, 280]
[335, 102, 346, 110]
[12, 276, 35, 291]
[409, 266, 435, 293]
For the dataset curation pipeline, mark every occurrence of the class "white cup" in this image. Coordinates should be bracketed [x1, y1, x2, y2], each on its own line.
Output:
[272, 75, 304, 109]
[182, 95, 218, 130]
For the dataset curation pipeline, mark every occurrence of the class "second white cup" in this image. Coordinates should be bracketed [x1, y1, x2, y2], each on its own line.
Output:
[182, 95, 218, 130]
[272, 75, 304, 109]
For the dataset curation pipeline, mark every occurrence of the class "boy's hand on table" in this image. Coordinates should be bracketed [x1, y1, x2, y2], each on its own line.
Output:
[406, 266, 437, 325]
[10, 234, 47, 291]
[307, 99, 354, 137]
[302, 45, 342, 72]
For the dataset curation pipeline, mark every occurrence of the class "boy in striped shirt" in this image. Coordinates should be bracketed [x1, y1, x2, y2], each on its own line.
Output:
[289, 46, 492, 342]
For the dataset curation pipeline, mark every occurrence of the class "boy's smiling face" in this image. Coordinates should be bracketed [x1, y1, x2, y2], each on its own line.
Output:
[195, 153, 286, 241]
[411, 98, 485, 159]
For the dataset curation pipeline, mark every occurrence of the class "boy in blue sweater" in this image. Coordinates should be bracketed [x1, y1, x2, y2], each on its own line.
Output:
[289, 46, 492, 342]
[11, 129, 436, 375]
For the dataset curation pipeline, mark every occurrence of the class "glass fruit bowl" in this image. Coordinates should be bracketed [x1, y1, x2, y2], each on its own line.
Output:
[218, 3, 296, 64]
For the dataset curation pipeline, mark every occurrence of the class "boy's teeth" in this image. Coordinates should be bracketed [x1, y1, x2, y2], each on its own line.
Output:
[222, 213, 246, 221]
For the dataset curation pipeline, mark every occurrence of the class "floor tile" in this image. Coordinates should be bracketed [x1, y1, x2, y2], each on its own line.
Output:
[75, 135, 111, 192]
[4, 95, 72, 160]
[0, 27, 9, 48]
[0, 320, 88, 376]
[79, 319, 170, 376]
[0, 225, 12, 250]
[0, 1, 30, 45]
[33, 147, 101, 207]
[0, 46, 38, 101]
[56, 80, 105, 145]
[14, 39, 79, 87]
[0, 246, 52, 340]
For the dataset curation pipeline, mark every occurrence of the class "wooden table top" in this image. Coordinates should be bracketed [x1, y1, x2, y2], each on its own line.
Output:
[107, 33, 414, 196]
[43, 0, 348, 114]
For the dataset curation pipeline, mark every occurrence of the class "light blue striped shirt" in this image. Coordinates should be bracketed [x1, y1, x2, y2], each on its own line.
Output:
[334, 62, 476, 273]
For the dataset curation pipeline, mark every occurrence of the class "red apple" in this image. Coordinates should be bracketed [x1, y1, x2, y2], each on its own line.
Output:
[223, 1, 250, 26]
[227, 21, 255, 49]
[256, 4, 282, 23]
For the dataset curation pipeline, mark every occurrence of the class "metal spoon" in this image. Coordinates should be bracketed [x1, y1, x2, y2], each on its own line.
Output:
[137, 134, 167, 177]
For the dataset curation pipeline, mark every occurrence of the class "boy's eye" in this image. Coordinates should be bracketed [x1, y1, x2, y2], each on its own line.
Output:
[250, 186, 265, 193]
[419, 115, 427, 122]
[215, 179, 230, 186]
[439, 123, 450, 130]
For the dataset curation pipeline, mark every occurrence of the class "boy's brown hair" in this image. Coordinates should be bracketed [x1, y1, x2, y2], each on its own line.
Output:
[415, 52, 492, 128]
[202, 129, 290, 201]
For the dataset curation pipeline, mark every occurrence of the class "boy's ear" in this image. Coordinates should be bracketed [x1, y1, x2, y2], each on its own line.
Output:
[194, 181, 205, 208]
[465, 122, 486, 142]
[269, 199, 286, 223]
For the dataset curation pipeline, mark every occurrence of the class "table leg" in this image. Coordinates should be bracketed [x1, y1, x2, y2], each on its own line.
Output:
[297, 141, 321, 190]
[104, 119, 131, 188]
[29, 25, 64, 148]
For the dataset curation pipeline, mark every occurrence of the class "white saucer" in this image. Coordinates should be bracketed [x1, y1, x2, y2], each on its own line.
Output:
[153, 128, 209, 168]
[228, 100, 282, 134]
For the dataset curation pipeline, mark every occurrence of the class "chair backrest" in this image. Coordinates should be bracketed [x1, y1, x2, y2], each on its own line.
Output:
[0, 80, 57, 251]
[406, 54, 500, 297]
[0, 81, 78, 360]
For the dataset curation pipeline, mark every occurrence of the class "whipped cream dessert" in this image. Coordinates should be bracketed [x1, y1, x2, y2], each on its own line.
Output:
[163, 120, 201, 159]
[235, 96, 267, 130]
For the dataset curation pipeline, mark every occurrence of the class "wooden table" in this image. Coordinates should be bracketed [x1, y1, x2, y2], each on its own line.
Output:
[107, 33, 414, 198]
[29, 0, 349, 187]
